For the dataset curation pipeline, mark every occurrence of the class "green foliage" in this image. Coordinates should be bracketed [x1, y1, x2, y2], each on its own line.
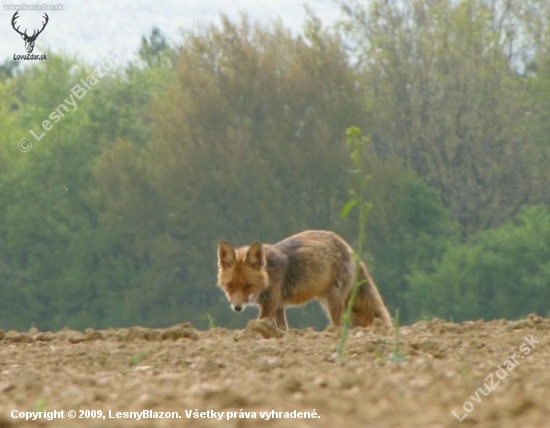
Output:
[138, 27, 175, 68]
[334, 154, 459, 324]
[0, 53, 151, 331]
[128, 352, 148, 368]
[407, 206, 550, 322]
[32, 399, 48, 413]
[388, 309, 406, 364]
[206, 313, 216, 330]
[1, 5, 550, 332]
[366, 172, 460, 322]
[340, 0, 550, 235]
[337, 127, 372, 359]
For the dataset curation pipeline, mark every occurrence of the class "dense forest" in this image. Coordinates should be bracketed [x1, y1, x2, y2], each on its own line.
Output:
[1, 0, 550, 331]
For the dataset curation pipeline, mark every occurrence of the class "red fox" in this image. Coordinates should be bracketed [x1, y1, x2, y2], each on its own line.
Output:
[217, 230, 392, 329]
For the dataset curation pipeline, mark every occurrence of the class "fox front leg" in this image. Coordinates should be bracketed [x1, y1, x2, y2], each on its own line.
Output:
[257, 298, 280, 329]
[274, 307, 288, 330]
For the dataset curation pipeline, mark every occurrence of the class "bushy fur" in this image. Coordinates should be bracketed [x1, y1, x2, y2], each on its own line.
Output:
[217, 230, 392, 329]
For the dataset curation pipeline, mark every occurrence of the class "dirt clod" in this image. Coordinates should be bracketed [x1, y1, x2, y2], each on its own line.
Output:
[245, 319, 282, 339]
[3, 331, 31, 343]
[161, 324, 199, 341]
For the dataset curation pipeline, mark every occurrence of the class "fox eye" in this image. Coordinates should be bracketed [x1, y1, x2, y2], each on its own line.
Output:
[245, 283, 253, 290]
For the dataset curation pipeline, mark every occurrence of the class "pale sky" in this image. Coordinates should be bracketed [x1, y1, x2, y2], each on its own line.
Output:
[1, 0, 342, 66]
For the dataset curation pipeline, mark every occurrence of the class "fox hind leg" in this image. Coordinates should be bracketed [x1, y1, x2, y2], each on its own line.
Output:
[324, 291, 346, 327]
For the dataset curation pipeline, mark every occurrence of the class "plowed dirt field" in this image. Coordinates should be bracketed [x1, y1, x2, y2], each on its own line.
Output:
[0, 315, 549, 427]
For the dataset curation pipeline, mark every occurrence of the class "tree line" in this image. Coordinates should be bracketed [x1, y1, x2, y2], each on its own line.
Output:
[1, 0, 549, 331]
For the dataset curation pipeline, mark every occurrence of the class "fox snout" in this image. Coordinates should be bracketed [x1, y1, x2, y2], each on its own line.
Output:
[227, 293, 259, 313]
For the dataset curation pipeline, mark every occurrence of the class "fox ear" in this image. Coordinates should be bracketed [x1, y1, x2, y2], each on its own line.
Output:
[246, 242, 265, 269]
[218, 241, 236, 269]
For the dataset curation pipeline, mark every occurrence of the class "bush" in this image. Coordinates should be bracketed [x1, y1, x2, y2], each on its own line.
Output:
[407, 205, 550, 322]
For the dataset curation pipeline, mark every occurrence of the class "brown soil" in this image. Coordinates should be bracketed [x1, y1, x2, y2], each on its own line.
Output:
[0, 315, 549, 427]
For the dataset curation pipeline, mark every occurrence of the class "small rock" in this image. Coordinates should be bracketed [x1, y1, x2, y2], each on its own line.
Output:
[134, 366, 152, 371]
[67, 331, 86, 344]
[338, 374, 358, 389]
[0, 382, 15, 392]
[412, 320, 429, 331]
[258, 356, 281, 371]
[410, 377, 430, 389]
[35, 332, 55, 342]
[278, 376, 302, 393]
[508, 321, 525, 330]
[137, 393, 158, 407]
[527, 313, 543, 324]
[85, 328, 105, 341]
[313, 376, 329, 388]
[412, 340, 438, 351]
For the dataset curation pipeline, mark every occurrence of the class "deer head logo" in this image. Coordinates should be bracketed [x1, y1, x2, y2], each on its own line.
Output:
[11, 11, 49, 54]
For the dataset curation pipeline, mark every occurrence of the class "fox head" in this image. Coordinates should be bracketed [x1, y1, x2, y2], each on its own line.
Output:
[347, 285, 375, 328]
[217, 240, 269, 313]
